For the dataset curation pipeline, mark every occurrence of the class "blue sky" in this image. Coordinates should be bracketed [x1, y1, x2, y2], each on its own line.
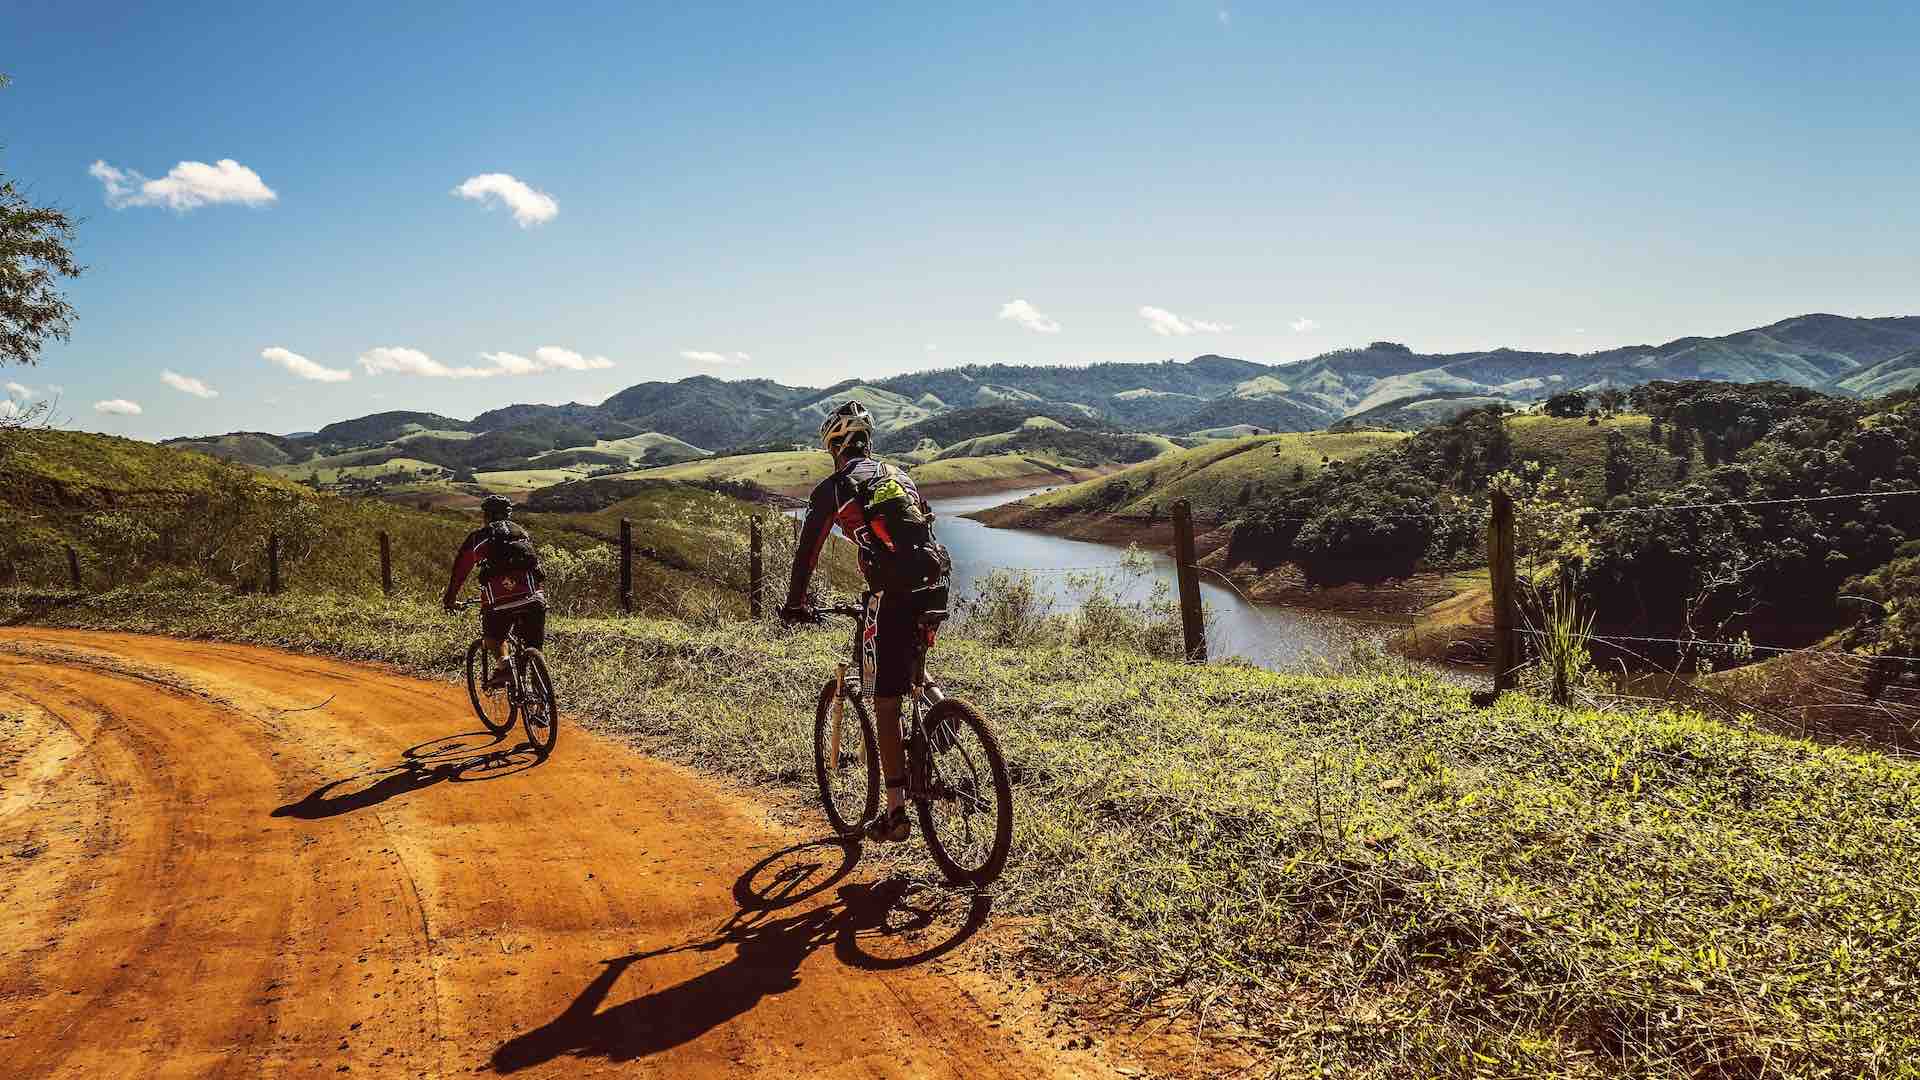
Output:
[4, 1, 1916, 439]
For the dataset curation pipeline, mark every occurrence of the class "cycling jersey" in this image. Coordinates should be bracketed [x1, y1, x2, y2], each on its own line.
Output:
[785, 455, 934, 609]
[443, 523, 547, 614]
[786, 455, 947, 698]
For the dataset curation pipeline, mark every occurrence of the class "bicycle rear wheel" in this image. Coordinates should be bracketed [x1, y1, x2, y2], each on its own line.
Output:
[914, 698, 1013, 887]
[518, 649, 559, 758]
[466, 639, 515, 735]
[814, 679, 879, 836]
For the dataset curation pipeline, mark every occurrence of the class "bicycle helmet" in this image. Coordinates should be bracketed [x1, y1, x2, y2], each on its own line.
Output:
[481, 494, 514, 521]
[819, 400, 874, 454]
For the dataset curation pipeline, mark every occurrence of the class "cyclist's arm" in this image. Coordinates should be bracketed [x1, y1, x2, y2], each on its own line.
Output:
[442, 533, 487, 608]
[783, 484, 836, 611]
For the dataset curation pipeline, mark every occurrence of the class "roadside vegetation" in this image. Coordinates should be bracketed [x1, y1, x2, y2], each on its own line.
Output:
[7, 579, 1918, 1077]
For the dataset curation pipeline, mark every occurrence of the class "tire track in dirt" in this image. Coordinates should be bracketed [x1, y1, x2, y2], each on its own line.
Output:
[0, 629, 1123, 1079]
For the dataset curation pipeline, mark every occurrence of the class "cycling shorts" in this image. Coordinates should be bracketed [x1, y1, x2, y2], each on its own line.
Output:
[482, 603, 547, 650]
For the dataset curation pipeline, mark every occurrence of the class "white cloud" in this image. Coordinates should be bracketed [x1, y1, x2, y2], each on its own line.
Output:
[90, 158, 276, 211]
[0, 400, 16, 419]
[999, 299, 1061, 334]
[1140, 305, 1233, 336]
[478, 347, 614, 374]
[1289, 317, 1319, 333]
[262, 346, 353, 383]
[681, 350, 750, 366]
[1218, 8, 1231, 25]
[925, 343, 938, 352]
[4, 381, 28, 399]
[93, 399, 143, 415]
[452, 173, 558, 227]
[359, 346, 499, 379]
[160, 369, 218, 399]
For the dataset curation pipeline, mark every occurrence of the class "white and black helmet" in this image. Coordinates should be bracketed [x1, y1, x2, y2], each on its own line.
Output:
[819, 400, 874, 453]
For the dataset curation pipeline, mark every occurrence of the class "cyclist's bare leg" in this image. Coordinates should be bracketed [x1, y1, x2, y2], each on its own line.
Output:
[874, 694, 906, 812]
[483, 636, 510, 683]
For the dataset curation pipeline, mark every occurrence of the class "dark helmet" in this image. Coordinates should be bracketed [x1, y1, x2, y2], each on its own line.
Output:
[481, 494, 514, 522]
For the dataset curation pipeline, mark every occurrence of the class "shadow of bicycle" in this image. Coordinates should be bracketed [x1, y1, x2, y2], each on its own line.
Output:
[271, 729, 543, 820]
[489, 837, 992, 1073]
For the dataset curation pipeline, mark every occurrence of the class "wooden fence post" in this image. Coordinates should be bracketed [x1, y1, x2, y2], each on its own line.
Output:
[1489, 488, 1519, 693]
[267, 532, 281, 596]
[66, 545, 82, 590]
[619, 518, 633, 613]
[1171, 499, 1207, 663]
[749, 517, 764, 620]
[379, 531, 393, 596]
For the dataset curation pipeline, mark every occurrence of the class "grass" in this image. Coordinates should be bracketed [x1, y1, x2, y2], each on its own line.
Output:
[622, 448, 1106, 497]
[273, 456, 448, 485]
[1023, 431, 1410, 520]
[0, 427, 853, 617]
[617, 450, 837, 496]
[9, 582, 1919, 1077]
[1507, 414, 1693, 505]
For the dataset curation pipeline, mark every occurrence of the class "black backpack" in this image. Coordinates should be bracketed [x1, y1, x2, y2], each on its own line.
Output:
[484, 521, 540, 576]
[851, 463, 949, 595]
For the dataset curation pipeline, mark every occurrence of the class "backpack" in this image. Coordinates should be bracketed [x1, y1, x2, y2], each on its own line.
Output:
[851, 463, 950, 595]
[484, 521, 541, 576]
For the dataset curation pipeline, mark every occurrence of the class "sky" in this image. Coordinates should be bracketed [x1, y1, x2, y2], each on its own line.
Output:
[3, 1, 1916, 440]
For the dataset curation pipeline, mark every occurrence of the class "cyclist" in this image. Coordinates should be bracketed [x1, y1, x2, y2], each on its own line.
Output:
[442, 494, 548, 690]
[782, 401, 950, 843]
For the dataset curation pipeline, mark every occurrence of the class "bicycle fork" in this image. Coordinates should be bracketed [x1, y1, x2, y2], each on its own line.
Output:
[828, 662, 861, 771]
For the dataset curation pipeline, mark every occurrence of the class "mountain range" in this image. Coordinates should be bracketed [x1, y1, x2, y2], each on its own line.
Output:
[167, 313, 1920, 475]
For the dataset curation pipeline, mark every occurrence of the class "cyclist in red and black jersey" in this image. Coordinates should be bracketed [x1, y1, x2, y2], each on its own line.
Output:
[442, 495, 548, 689]
[783, 401, 950, 843]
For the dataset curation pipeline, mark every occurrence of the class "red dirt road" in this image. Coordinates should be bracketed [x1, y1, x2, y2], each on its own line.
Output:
[0, 630, 1115, 1079]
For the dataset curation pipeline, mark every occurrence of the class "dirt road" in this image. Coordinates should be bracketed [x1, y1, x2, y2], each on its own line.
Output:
[0, 629, 1113, 1079]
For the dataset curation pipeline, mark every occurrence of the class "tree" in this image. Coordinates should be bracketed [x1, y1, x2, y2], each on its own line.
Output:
[1597, 386, 1626, 417]
[1604, 428, 1633, 498]
[1543, 390, 1591, 418]
[1, 75, 83, 371]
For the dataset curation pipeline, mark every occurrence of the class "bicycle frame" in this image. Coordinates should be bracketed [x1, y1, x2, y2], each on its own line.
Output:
[829, 600, 947, 797]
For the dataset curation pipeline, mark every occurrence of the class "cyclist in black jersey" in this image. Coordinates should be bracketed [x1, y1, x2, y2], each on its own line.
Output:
[782, 401, 949, 843]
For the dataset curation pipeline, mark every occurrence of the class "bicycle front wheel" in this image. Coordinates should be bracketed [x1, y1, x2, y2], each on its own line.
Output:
[518, 649, 559, 758]
[914, 698, 1013, 887]
[814, 679, 878, 836]
[466, 639, 515, 735]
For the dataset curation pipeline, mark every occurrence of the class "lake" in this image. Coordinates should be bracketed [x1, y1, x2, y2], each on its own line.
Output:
[805, 487, 1392, 671]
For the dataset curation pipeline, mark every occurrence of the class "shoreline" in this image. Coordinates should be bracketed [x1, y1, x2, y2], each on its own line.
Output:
[970, 500, 1493, 632]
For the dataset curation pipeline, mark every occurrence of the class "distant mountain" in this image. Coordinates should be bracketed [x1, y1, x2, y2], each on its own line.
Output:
[173, 313, 1920, 476]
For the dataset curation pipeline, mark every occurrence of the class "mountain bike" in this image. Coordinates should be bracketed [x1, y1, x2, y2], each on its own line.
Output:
[454, 598, 558, 758]
[808, 600, 1013, 887]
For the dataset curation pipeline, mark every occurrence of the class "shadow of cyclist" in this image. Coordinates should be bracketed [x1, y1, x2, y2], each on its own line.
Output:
[271, 729, 540, 820]
[488, 838, 991, 1073]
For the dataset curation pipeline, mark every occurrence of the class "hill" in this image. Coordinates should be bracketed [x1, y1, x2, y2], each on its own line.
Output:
[978, 431, 1410, 531]
[0, 427, 842, 614]
[169, 313, 1920, 498]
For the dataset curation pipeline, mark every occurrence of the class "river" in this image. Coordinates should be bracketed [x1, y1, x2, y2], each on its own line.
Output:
[926, 488, 1391, 670]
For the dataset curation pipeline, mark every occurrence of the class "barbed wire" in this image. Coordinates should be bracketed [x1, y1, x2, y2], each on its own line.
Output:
[1587, 487, 1920, 515]
[1514, 626, 1920, 665]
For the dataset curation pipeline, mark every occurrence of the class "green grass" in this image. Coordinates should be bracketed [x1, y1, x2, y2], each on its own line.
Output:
[617, 450, 837, 495]
[1024, 431, 1409, 520]
[9, 583, 1919, 1077]
[0, 427, 839, 617]
[1508, 414, 1693, 504]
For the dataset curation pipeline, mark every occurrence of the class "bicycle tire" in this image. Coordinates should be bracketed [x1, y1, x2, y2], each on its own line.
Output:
[519, 649, 559, 758]
[914, 698, 1013, 887]
[814, 679, 879, 836]
[466, 639, 515, 735]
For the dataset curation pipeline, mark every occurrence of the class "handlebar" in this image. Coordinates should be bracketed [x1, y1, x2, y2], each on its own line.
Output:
[449, 596, 482, 612]
[814, 604, 864, 619]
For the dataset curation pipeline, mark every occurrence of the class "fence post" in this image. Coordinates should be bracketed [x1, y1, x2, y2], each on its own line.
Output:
[619, 518, 633, 613]
[268, 532, 281, 596]
[1489, 488, 1519, 693]
[66, 545, 82, 590]
[379, 531, 393, 596]
[749, 517, 764, 620]
[1171, 499, 1207, 663]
